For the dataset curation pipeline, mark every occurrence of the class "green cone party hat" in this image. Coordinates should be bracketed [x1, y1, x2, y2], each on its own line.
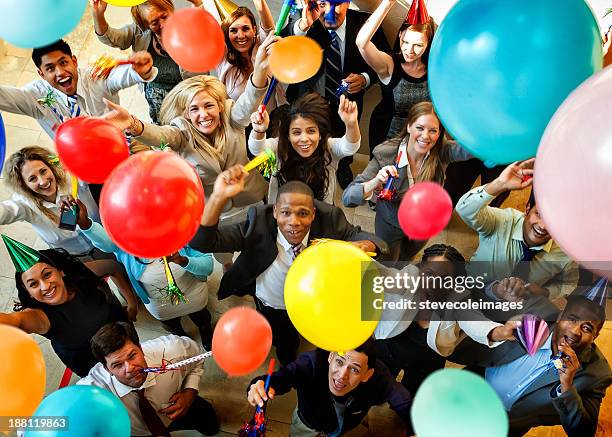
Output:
[2, 234, 42, 272]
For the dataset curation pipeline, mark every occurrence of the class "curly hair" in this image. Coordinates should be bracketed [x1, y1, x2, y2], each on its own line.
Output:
[13, 248, 113, 312]
[277, 93, 333, 201]
[4, 146, 69, 223]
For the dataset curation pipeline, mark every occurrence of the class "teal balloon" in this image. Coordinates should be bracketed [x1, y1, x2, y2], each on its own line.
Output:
[411, 368, 508, 437]
[0, 0, 87, 48]
[428, 0, 602, 165]
[26, 385, 130, 436]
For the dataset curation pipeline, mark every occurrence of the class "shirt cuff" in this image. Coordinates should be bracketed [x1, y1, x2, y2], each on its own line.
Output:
[183, 374, 201, 392]
[361, 72, 371, 88]
[294, 19, 308, 36]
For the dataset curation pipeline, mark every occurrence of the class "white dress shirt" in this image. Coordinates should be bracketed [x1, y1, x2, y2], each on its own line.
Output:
[78, 335, 204, 436]
[255, 228, 310, 310]
[0, 65, 158, 139]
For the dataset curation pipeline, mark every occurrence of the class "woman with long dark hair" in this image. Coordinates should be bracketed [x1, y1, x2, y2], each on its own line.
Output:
[249, 93, 359, 204]
[0, 241, 128, 376]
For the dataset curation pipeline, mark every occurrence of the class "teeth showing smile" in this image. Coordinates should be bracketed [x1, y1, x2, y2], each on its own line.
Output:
[332, 379, 346, 391]
[39, 181, 51, 190]
[533, 225, 547, 237]
[564, 335, 577, 346]
[58, 77, 71, 84]
[43, 287, 56, 299]
[199, 120, 213, 128]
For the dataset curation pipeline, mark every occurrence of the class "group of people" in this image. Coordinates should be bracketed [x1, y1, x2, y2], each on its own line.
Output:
[0, 0, 611, 436]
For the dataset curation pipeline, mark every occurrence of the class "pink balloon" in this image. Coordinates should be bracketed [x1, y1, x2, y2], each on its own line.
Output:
[398, 182, 452, 240]
[535, 66, 612, 280]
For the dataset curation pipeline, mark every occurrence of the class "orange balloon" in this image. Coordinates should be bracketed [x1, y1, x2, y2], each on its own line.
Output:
[0, 325, 46, 416]
[162, 8, 225, 72]
[269, 36, 323, 84]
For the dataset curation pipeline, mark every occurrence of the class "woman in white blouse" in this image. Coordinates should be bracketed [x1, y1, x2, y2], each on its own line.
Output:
[249, 93, 360, 204]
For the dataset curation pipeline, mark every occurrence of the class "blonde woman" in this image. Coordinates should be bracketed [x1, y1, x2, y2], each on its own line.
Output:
[0, 146, 139, 319]
[91, 0, 205, 123]
[343, 102, 472, 262]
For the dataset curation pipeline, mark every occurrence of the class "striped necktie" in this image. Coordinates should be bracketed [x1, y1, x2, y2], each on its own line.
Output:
[67, 95, 81, 118]
[291, 243, 304, 260]
[325, 30, 342, 103]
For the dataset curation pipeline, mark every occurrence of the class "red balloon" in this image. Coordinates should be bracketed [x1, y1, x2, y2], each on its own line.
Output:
[55, 117, 129, 183]
[398, 182, 452, 240]
[162, 8, 224, 72]
[100, 151, 204, 258]
[212, 307, 272, 376]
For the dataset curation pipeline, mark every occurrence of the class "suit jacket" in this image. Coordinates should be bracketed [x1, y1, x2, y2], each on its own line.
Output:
[282, 10, 390, 117]
[189, 200, 389, 299]
[448, 294, 611, 437]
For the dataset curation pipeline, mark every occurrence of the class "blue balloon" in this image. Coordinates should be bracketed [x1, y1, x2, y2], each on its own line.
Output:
[0, 0, 87, 48]
[0, 114, 5, 175]
[26, 385, 130, 437]
[429, 0, 602, 164]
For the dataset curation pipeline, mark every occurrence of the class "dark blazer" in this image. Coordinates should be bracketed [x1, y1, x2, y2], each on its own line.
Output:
[250, 349, 413, 434]
[190, 200, 388, 299]
[282, 10, 391, 117]
[448, 294, 611, 437]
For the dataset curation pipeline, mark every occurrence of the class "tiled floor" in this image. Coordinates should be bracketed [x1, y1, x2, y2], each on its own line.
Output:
[1, 2, 611, 436]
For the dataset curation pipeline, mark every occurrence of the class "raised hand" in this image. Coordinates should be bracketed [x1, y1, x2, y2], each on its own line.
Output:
[486, 158, 535, 196]
[101, 98, 133, 131]
[337, 94, 358, 126]
[247, 380, 276, 408]
[129, 51, 154, 79]
[299, 0, 322, 31]
[251, 108, 270, 133]
[212, 165, 249, 201]
[91, 0, 108, 17]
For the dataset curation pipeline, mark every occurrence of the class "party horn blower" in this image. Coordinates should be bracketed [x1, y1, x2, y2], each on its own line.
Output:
[239, 359, 276, 436]
[244, 148, 277, 178]
[378, 150, 403, 201]
[258, 77, 278, 116]
[71, 175, 78, 198]
[310, 238, 377, 258]
[142, 351, 213, 373]
[90, 54, 133, 80]
[162, 256, 187, 305]
[517, 314, 550, 355]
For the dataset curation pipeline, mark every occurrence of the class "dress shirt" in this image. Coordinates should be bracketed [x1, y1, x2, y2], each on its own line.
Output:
[457, 185, 578, 299]
[486, 333, 562, 410]
[248, 134, 360, 204]
[0, 65, 157, 139]
[78, 335, 204, 436]
[293, 18, 370, 94]
[255, 228, 310, 309]
[0, 182, 99, 254]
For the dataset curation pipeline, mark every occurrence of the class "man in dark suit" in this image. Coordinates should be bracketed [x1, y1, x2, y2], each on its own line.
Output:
[190, 166, 388, 365]
[282, 1, 391, 189]
[449, 285, 611, 437]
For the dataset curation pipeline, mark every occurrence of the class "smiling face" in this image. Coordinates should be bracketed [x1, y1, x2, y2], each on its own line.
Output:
[273, 192, 316, 246]
[522, 205, 550, 247]
[399, 28, 429, 63]
[553, 299, 602, 354]
[146, 6, 170, 36]
[187, 90, 222, 136]
[37, 50, 79, 96]
[289, 116, 321, 158]
[20, 160, 57, 202]
[407, 113, 441, 155]
[327, 350, 374, 396]
[228, 15, 256, 54]
[21, 262, 69, 306]
[104, 340, 148, 388]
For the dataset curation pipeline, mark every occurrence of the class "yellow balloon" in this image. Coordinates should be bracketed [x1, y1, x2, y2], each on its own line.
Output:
[269, 36, 323, 84]
[105, 0, 147, 6]
[285, 241, 382, 352]
[0, 325, 46, 417]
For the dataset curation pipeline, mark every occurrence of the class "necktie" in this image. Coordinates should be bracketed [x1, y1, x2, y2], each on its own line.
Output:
[67, 95, 81, 118]
[291, 243, 304, 260]
[325, 30, 342, 103]
[512, 241, 542, 280]
[137, 389, 170, 437]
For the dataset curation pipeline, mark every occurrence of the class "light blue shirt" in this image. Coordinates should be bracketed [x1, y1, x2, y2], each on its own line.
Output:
[485, 334, 558, 411]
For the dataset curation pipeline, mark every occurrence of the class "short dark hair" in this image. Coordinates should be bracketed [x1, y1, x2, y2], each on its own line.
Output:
[527, 188, 536, 209]
[354, 337, 377, 369]
[91, 322, 140, 366]
[32, 40, 72, 68]
[562, 296, 605, 333]
[276, 180, 315, 203]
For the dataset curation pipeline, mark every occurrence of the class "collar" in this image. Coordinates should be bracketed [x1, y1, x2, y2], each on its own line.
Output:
[328, 18, 347, 42]
[277, 227, 310, 252]
[399, 138, 430, 170]
[113, 370, 157, 398]
[511, 216, 554, 252]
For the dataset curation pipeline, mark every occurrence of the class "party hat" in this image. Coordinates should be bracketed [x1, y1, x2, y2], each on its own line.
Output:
[213, 0, 239, 22]
[405, 0, 430, 25]
[2, 234, 42, 273]
[517, 314, 550, 356]
[571, 277, 609, 308]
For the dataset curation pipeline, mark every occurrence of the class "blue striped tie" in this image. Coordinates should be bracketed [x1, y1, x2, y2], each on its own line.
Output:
[67, 95, 81, 118]
[325, 30, 342, 103]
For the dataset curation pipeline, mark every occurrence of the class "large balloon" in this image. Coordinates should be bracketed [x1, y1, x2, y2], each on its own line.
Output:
[398, 182, 452, 240]
[0, 113, 6, 174]
[429, 0, 602, 164]
[162, 8, 225, 72]
[535, 65, 612, 280]
[212, 307, 272, 376]
[269, 36, 323, 84]
[285, 241, 381, 352]
[0, 326, 45, 418]
[55, 117, 129, 183]
[0, 0, 87, 48]
[100, 151, 205, 258]
[105, 0, 146, 6]
[27, 385, 130, 436]
[412, 369, 508, 437]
